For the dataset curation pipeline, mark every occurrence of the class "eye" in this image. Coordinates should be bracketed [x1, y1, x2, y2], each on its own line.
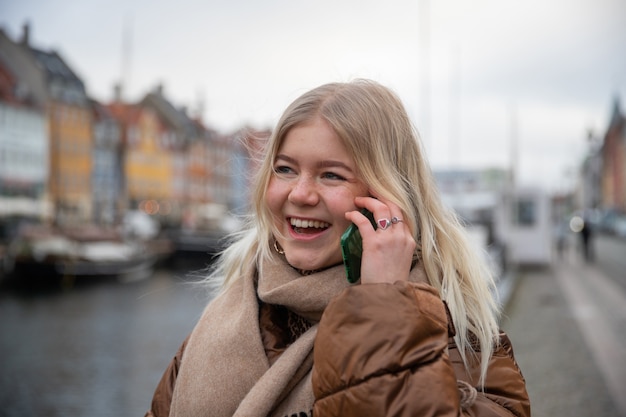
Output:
[273, 165, 295, 176]
[322, 171, 347, 181]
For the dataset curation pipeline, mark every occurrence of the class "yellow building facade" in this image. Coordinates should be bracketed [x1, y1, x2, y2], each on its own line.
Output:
[48, 100, 93, 225]
[124, 107, 173, 209]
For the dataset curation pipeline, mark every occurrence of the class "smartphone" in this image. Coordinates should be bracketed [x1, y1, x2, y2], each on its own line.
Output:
[340, 208, 376, 283]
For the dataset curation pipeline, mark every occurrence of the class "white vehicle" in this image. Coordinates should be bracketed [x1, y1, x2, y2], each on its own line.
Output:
[494, 187, 552, 266]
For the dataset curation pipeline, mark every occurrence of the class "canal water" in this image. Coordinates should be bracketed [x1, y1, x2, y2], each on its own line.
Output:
[0, 260, 213, 417]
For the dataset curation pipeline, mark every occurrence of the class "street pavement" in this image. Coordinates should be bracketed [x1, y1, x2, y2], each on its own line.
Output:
[499, 244, 626, 417]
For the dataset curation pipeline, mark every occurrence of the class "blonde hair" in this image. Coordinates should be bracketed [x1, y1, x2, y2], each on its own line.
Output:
[209, 79, 500, 385]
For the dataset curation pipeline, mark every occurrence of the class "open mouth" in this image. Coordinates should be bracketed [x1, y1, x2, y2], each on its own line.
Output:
[289, 218, 330, 234]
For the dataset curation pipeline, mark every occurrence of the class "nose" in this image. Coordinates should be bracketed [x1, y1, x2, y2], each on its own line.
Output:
[288, 175, 319, 206]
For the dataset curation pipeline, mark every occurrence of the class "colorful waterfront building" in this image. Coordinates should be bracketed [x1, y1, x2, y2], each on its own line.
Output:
[107, 99, 172, 217]
[0, 48, 49, 219]
[0, 24, 92, 226]
[601, 97, 626, 213]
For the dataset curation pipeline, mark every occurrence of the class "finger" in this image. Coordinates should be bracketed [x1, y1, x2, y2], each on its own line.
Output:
[353, 196, 392, 226]
[355, 196, 405, 231]
[344, 209, 376, 234]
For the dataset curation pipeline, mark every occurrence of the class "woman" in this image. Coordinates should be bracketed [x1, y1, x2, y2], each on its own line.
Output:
[146, 80, 530, 417]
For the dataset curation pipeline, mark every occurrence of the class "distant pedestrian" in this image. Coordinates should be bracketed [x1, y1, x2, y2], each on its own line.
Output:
[580, 217, 593, 261]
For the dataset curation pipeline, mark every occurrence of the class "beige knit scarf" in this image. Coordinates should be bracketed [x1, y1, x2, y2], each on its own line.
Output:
[168, 253, 351, 417]
[169, 253, 428, 417]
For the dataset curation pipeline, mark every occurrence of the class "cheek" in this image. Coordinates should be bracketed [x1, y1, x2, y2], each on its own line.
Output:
[327, 189, 362, 223]
[265, 179, 285, 216]
[333, 185, 368, 209]
[332, 191, 357, 211]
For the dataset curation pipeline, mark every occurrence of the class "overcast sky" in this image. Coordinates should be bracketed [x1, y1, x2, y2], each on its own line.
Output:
[1, 0, 625, 192]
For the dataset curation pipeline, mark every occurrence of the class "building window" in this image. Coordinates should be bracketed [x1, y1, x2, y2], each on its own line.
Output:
[515, 198, 535, 226]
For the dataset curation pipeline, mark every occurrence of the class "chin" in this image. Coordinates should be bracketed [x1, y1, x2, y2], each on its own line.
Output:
[286, 252, 340, 272]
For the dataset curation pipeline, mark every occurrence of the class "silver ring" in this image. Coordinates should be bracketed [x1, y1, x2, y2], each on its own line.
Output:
[377, 218, 391, 230]
[391, 216, 403, 224]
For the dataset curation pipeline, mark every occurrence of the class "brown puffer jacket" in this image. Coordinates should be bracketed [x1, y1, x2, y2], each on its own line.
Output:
[146, 281, 530, 417]
[312, 281, 530, 417]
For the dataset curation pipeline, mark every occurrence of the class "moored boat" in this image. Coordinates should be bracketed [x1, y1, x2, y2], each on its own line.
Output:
[4, 224, 160, 287]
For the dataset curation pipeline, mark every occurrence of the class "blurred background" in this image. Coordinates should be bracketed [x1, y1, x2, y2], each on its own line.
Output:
[0, 0, 625, 416]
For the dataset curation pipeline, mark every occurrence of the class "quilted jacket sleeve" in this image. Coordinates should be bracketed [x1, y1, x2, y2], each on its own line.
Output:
[311, 281, 530, 417]
[144, 336, 189, 417]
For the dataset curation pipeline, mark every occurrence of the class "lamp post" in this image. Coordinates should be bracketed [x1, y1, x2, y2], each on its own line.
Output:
[585, 129, 602, 210]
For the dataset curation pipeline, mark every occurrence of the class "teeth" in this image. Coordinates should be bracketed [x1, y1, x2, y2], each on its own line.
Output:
[290, 218, 330, 229]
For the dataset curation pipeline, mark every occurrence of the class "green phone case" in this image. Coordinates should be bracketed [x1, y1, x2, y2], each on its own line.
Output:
[340, 209, 376, 283]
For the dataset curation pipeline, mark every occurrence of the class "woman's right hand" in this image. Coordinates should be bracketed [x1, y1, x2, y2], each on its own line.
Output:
[345, 195, 416, 285]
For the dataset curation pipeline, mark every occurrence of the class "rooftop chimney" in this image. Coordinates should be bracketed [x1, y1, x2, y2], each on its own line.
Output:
[21, 22, 30, 46]
[113, 82, 123, 103]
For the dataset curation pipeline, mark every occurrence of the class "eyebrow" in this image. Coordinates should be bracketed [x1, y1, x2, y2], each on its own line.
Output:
[275, 154, 355, 172]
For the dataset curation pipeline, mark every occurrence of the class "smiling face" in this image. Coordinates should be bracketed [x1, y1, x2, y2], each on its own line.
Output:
[266, 116, 369, 271]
